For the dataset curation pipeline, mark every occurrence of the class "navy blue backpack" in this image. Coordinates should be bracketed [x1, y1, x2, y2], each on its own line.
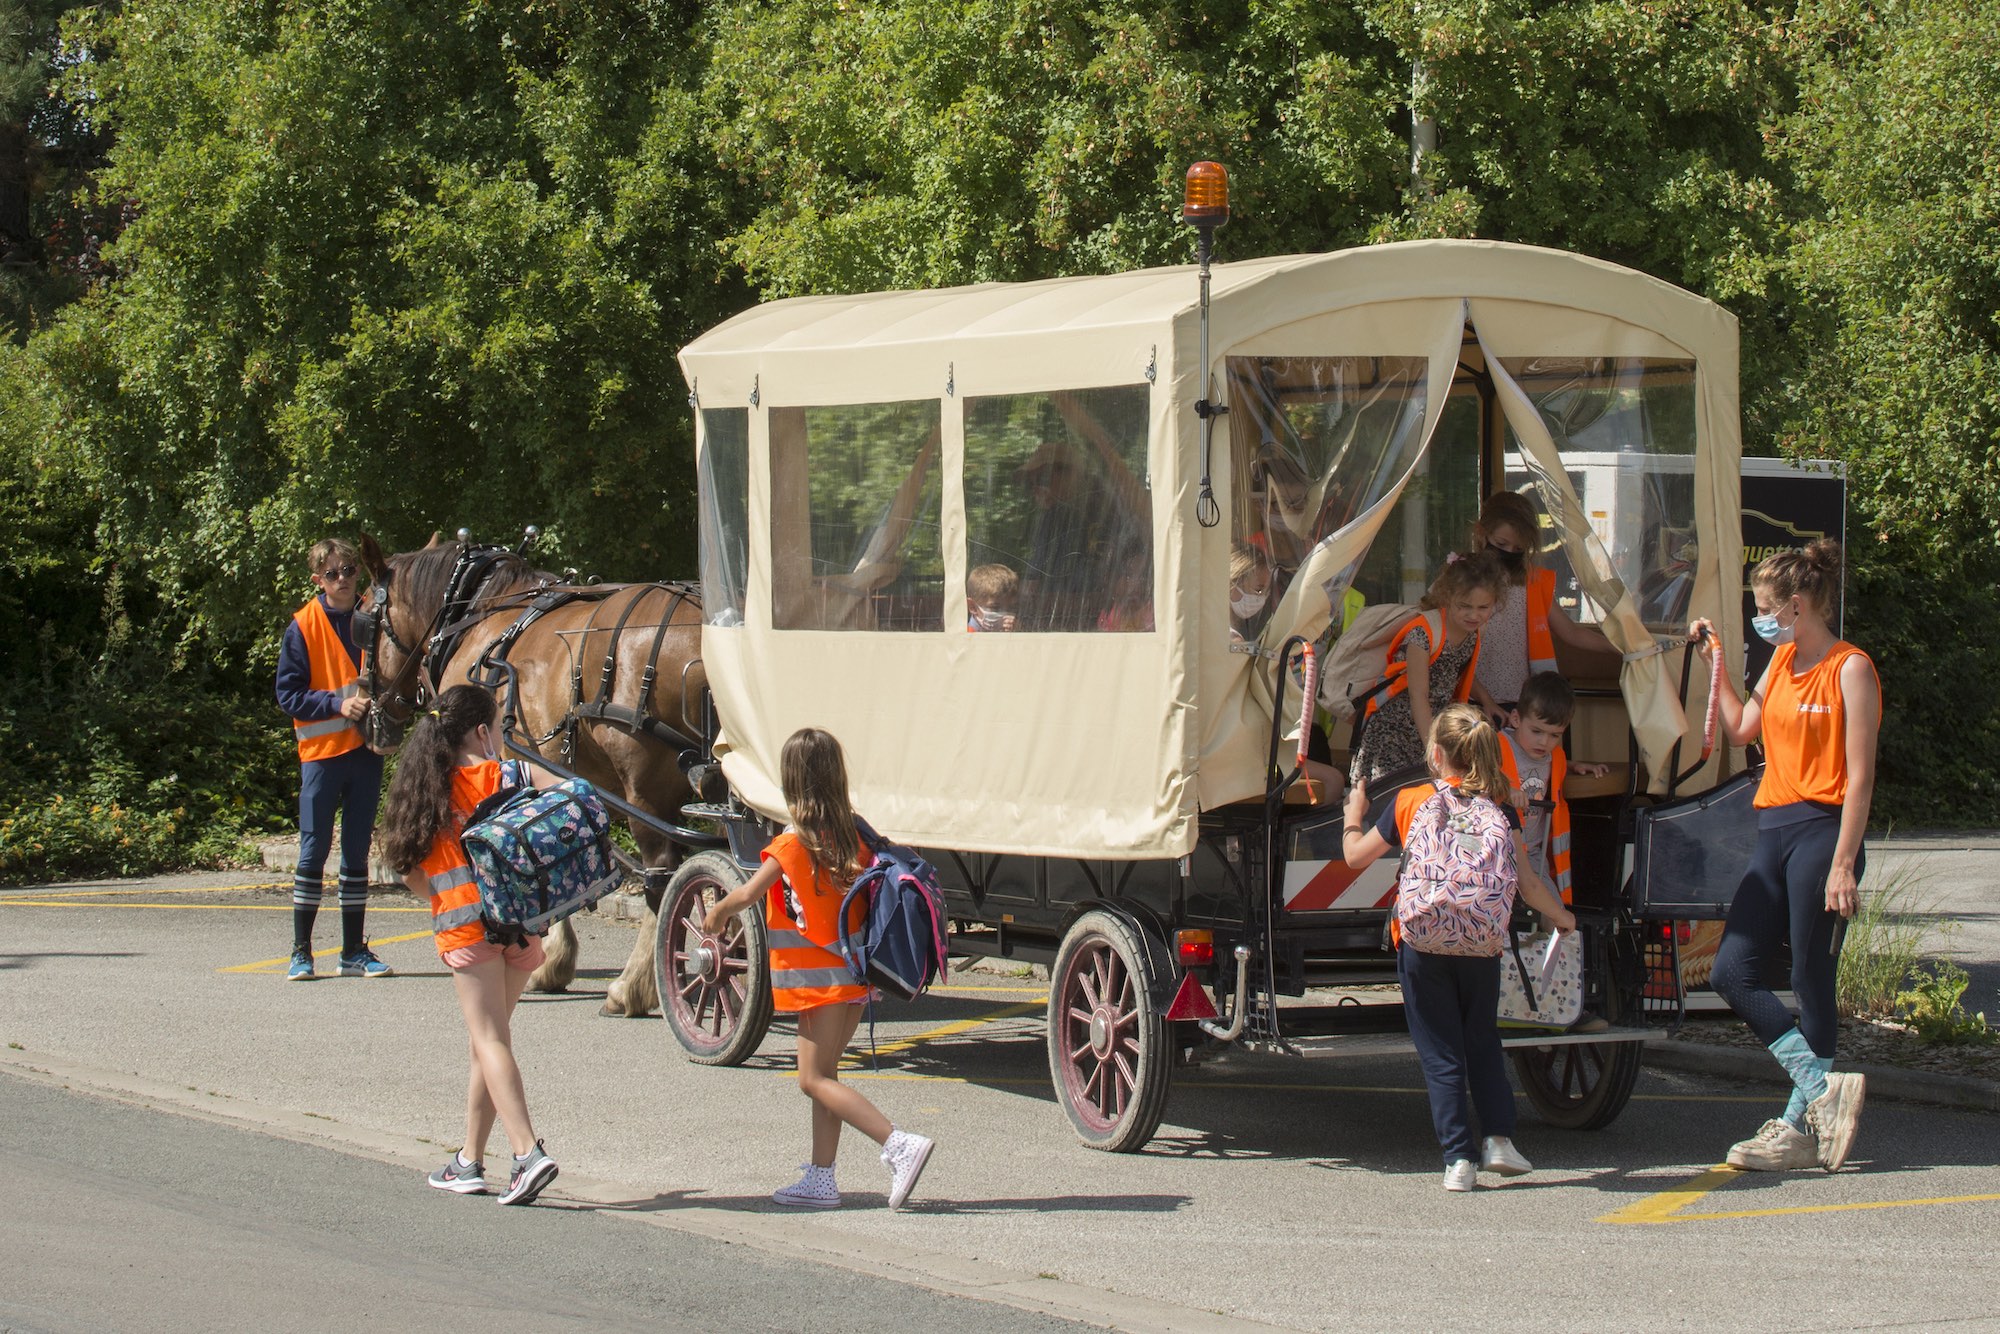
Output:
[835, 817, 949, 1001]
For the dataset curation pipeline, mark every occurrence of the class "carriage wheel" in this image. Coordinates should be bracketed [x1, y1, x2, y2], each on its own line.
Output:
[1047, 911, 1174, 1152]
[1510, 989, 1643, 1130]
[655, 850, 773, 1067]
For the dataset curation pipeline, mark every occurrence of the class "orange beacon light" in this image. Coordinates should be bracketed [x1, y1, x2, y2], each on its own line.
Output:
[1182, 160, 1230, 227]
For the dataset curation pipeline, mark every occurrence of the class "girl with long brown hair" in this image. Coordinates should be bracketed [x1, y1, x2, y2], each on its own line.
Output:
[379, 683, 559, 1205]
[704, 727, 936, 1209]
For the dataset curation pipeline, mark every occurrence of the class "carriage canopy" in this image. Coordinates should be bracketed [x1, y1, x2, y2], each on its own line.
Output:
[679, 240, 1743, 859]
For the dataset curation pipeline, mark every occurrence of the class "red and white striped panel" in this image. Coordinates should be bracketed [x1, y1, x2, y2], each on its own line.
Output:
[1281, 857, 1398, 913]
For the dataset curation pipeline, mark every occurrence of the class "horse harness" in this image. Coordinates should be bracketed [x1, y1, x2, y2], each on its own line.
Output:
[467, 580, 707, 772]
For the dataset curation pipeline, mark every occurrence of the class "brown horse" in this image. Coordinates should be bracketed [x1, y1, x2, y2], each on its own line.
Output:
[355, 534, 709, 1017]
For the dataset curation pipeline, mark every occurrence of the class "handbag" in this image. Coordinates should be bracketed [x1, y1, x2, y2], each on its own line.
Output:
[1498, 928, 1584, 1027]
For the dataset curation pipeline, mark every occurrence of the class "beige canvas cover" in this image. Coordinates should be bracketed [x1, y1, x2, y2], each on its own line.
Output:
[679, 240, 1744, 859]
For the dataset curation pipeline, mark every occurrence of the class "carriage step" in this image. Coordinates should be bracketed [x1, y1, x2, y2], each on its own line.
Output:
[1230, 1025, 1657, 1060]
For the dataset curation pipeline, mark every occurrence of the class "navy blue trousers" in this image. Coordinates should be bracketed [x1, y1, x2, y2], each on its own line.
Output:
[1710, 814, 1859, 1057]
[1399, 944, 1516, 1165]
[294, 747, 384, 952]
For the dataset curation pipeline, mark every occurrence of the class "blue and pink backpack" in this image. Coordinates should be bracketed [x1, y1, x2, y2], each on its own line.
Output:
[835, 818, 949, 1001]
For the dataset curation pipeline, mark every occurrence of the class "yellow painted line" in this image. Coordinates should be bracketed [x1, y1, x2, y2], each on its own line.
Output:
[859, 1000, 1047, 1061]
[1666, 1193, 2000, 1223]
[1597, 1165, 1742, 1224]
[218, 929, 434, 974]
[0, 882, 289, 899]
[929, 984, 1051, 995]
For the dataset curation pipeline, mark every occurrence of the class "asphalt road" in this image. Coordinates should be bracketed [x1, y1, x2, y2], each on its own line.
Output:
[1, 1075, 1087, 1334]
[3, 870, 1998, 1332]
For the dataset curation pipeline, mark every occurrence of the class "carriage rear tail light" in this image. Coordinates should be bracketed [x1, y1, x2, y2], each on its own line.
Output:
[1176, 929, 1215, 967]
[1182, 161, 1229, 226]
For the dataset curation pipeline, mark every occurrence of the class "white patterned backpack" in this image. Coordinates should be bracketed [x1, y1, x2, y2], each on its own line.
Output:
[1395, 785, 1518, 957]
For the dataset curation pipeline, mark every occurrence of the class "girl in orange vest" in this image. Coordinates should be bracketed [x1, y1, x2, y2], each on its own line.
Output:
[704, 727, 936, 1209]
[1468, 491, 1614, 712]
[1689, 539, 1879, 1174]
[1349, 549, 1510, 789]
[379, 684, 561, 1206]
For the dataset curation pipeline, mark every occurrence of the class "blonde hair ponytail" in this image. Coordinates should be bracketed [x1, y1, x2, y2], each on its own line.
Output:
[1430, 703, 1508, 804]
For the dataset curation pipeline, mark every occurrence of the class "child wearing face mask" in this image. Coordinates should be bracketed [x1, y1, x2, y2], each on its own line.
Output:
[379, 683, 561, 1205]
[1229, 541, 1273, 640]
[1348, 550, 1511, 789]
[967, 563, 1019, 633]
[1467, 491, 1614, 714]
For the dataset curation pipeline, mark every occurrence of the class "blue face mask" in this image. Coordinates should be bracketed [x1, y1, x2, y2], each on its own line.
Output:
[1751, 610, 1794, 645]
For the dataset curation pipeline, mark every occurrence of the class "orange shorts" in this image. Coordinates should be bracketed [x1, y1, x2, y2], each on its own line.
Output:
[440, 935, 547, 972]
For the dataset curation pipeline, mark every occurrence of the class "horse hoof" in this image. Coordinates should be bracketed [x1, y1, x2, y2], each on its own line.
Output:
[598, 999, 625, 1017]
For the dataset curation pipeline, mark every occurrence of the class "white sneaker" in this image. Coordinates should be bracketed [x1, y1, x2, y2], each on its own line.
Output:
[1443, 1159, 1477, 1192]
[772, 1163, 841, 1209]
[1480, 1136, 1533, 1177]
[881, 1129, 934, 1209]
[1805, 1072, 1866, 1173]
[1725, 1118, 1820, 1171]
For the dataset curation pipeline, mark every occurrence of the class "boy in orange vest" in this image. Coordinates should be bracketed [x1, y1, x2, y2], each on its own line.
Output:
[1500, 672, 1608, 1028]
[274, 537, 391, 981]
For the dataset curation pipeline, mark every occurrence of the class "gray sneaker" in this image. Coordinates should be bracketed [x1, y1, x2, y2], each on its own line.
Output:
[497, 1141, 559, 1205]
[1726, 1118, 1820, 1171]
[1805, 1072, 1866, 1172]
[428, 1154, 488, 1194]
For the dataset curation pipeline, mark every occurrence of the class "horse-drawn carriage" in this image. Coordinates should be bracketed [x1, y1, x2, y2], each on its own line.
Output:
[650, 205, 1753, 1151]
[357, 176, 1753, 1152]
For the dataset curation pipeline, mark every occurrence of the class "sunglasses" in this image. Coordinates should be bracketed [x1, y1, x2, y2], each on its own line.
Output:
[318, 564, 358, 581]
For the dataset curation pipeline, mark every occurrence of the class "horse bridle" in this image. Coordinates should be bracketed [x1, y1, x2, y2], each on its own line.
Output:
[354, 576, 434, 752]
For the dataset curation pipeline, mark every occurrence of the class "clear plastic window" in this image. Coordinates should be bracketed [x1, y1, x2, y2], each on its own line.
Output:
[963, 386, 1152, 633]
[1226, 355, 1431, 634]
[1352, 384, 1484, 606]
[769, 401, 943, 631]
[1499, 358, 1699, 632]
[698, 408, 749, 627]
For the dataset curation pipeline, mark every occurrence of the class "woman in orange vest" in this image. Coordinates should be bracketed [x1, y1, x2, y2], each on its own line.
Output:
[1689, 539, 1879, 1175]
[379, 684, 561, 1206]
[1468, 491, 1613, 713]
[704, 727, 936, 1210]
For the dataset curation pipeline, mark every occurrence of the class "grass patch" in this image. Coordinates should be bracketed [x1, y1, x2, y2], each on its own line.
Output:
[1836, 860, 1934, 1021]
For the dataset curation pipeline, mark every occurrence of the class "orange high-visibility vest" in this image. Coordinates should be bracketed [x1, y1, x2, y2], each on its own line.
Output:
[1365, 610, 1480, 721]
[763, 832, 871, 1013]
[1524, 567, 1558, 679]
[1755, 641, 1878, 811]
[1498, 732, 1571, 903]
[290, 596, 363, 762]
[417, 760, 509, 955]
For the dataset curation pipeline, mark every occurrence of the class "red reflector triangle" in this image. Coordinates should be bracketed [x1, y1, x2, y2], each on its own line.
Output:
[1165, 971, 1218, 1022]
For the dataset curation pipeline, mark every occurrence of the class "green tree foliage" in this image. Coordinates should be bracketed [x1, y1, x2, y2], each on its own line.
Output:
[54, 0, 747, 651]
[702, 0, 1407, 292]
[4, 0, 1998, 878]
[0, 0, 115, 339]
[1769, 0, 2000, 817]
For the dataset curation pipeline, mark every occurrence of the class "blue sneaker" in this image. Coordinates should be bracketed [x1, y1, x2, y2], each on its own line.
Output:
[338, 945, 393, 978]
[287, 949, 314, 981]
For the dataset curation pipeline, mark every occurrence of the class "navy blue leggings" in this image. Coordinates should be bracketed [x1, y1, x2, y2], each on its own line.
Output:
[1399, 945, 1516, 1164]
[1709, 815, 1859, 1057]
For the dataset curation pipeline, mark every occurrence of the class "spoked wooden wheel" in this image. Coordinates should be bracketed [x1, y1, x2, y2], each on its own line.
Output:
[655, 850, 773, 1066]
[1510, 991, 1643, 1130]
[1047, 910, 1173, 1152]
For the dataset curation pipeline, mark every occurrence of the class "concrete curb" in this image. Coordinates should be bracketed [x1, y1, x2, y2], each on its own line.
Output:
[0, 1048, 1291, 1334]
[1643, 1040, 2000, 1114]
